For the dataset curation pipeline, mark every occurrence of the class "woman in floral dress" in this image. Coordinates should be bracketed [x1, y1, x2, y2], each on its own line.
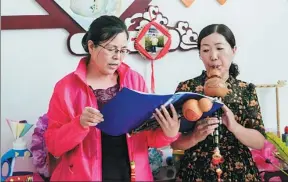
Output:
[171, 24, 266, 182]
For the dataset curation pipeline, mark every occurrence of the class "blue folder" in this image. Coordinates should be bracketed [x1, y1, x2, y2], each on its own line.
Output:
[96, 87, 223, 136]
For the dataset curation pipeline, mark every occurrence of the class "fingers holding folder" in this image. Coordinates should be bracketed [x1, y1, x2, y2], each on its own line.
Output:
[153, 104, 180, 138]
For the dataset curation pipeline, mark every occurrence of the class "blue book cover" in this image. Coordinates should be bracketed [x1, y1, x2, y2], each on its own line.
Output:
[96, 87, 223, 136]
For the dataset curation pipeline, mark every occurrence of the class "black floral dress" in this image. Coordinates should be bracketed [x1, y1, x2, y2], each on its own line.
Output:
[175, 71, 266, 182]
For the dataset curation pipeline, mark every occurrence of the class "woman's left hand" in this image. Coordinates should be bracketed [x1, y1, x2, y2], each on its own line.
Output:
[153, 104, 180, 138]
[221, 104, 240, 133]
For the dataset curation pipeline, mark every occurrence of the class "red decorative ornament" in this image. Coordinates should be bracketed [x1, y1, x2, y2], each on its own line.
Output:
[212, 147, 224, 166]
[211, 147, 224, 182]
[134, 20, 171, 93]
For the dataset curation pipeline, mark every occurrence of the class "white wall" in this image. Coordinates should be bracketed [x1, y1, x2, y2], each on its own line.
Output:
[1, 0, 288, 172]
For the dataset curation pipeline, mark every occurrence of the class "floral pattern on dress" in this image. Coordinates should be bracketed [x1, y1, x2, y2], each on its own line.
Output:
[175, 71, 266, 182]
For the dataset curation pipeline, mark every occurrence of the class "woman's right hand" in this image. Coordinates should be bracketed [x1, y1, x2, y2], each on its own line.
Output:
[191, 117, 219, 143]
[80, 107, 104, 128]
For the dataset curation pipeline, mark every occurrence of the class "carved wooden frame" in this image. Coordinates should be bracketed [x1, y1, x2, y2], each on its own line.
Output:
[1, 1, 199, 56]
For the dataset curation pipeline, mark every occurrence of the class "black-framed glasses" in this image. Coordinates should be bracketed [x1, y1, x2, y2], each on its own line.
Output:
[98, 44, 129, 55]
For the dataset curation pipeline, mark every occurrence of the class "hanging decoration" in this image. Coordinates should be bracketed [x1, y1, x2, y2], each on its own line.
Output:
[181, 0, 195, 7]
[217, 0, 227, 5]
[123, 5, 198, 92]
[2, 1, 199, 56]
[134, 8, 172, 93]
[181, 0, 227, 7]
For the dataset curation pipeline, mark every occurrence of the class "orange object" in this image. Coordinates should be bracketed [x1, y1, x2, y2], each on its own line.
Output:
[204, 78, 229, 98]
[207, 69, 221, 78]
[182, 98, 213, 121]
[204, 69, 229, 98]
[217, 0, 227, 5]
[181, 0, 195, 7]
[182, 99, 202, 121]
[212, 153, 224, 165]
[211, 147, 224, 165]
[198, 98, 213, 112]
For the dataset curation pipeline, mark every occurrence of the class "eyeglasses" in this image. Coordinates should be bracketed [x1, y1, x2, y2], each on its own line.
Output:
[98, 44, 129, 56]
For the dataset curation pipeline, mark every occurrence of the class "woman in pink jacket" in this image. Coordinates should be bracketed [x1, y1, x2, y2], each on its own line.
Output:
[44, 15, 180, 181]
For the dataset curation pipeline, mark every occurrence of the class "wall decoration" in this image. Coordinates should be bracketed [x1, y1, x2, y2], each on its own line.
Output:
[1, 0, 152, 54]
[55, 0, 122, 31]
[134, 21, 171, 61]
[2, 1, 198, 92]
[1, 0, 198, 57]
[125, 5, 198, 54]
[181, 0, 195, 7]
[217, 0, 227, 5]
[126, 5, 198, 92]
[134, 12, 172, 93]
[69, 0, 122, 18]
[180, 0, 227, 7]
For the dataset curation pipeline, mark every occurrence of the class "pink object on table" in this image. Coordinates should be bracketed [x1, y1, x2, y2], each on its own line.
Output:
[251, 140, 280, 172]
